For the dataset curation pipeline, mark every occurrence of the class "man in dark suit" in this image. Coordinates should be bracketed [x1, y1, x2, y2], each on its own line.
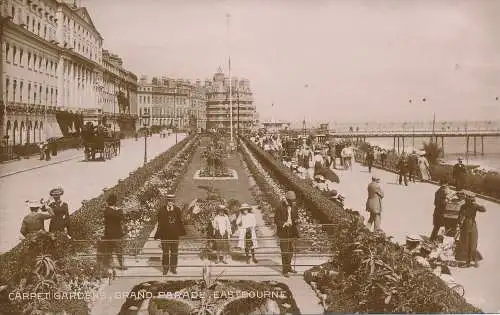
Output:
[275, 191, 299, 277]
[154, 194, 186, 275]
[102, 193, 127, 270]
[452, 157, 467, 190]
[430, 181, 450, 241]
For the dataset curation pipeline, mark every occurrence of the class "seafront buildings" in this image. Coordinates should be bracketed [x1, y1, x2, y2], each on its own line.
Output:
[205, 67, 256, 133]
[1, 0, 138, 145]
[1, 1, 256, 148]
[137, 76, 207, 131]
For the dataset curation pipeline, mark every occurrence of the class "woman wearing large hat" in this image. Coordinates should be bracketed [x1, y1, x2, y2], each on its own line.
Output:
[455, 191, 486, 267]
[211, 204, 232, 264]
[236, 203, 258, 264]
[20, 199, 55, 238]
[48, 186, 71, 236]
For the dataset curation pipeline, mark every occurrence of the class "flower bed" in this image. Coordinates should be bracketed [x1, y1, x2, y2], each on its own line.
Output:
[242, 137, 482, 313]
[118, 279, 300, 315]
[240, 142, 331, 254]
[0, 135, 199, 314]
[198, 167, 234, 178]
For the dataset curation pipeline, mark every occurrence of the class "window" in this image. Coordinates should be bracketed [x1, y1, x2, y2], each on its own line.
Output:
[28, 52, 31, 68]
[12, 46, 17, 64]
[45, 87, 49, 104]
[37, 22, 40, 35]
[33, 54, 37, 70]
[38, 57, 42, 70]
[50, 88, 54, 105]
[27, 16, 30, 29]
[32, 20, 35, 32]
[5, 43, 9, 62]
[39, 86, 42, 104]
[13, 80, 17, 102]
[5, 78, 9, 102]
[19, 81, 24, 102]
[28, 83, 31, 103]
[19, 49, 23, 65]
[11, 6, 15, 19]
[44, 26, 47, 38]
[45, 60, 48, 72]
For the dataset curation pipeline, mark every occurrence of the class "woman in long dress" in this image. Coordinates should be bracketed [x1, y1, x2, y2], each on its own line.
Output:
[236, 203, 258, 264]
[418, 153, 431, 180]
[456, 192, 486, 267]
[212, 205, 232, 264]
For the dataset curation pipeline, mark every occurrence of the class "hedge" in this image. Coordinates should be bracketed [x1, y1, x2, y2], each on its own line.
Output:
[355, 151, 500, 200]
[0, 134, 195, 284]
[242, 137, 482, 313]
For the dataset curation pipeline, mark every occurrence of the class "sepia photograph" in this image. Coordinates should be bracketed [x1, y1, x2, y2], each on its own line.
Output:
[1, 0, 499, 314]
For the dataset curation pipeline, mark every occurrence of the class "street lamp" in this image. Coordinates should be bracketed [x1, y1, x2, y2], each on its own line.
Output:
[142, 114, 150, 165]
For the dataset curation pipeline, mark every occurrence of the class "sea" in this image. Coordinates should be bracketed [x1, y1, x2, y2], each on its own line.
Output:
[365, 136, 500, 172]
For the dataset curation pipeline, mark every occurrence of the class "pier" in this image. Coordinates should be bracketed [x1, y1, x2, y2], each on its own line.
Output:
[320, 129, 500, 156]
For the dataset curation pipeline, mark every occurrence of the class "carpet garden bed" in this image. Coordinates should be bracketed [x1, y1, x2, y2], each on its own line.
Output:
[242, 137, 482, 313]
[240, 142, 331, 254]
[118, 279, 299, 315]
[0, 135, 199, 314]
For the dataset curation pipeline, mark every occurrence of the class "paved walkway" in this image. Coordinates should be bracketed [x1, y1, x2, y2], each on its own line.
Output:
[334, 162, 500, 313]
[91, 138, 326, 315]
[0, 148, 81, 178]
[0, 134, 186, 253]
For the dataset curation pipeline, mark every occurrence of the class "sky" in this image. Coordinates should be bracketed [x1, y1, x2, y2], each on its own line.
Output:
[82, 0, 500, 123]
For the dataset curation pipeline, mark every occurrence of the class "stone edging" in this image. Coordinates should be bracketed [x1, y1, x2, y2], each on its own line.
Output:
[0, 154, 81, 178]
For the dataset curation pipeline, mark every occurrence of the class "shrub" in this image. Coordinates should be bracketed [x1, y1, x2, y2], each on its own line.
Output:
[423, 141, 442, 165]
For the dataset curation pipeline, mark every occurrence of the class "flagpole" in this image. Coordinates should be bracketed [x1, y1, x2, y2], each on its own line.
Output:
[226, 13, 233, 146]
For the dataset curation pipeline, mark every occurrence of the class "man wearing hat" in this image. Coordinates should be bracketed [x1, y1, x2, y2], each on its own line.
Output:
[102, 193, 127, 271]
[275, 191, 299, 277]
[456, 191, 486, 267]
[430, 181, 451, 241]
[154, 194, 186, 275]
[48, 186, 70, 236]
[452, 157, 467, 190]
[366, 175, 384, 232]
[20, 199, 55, 238]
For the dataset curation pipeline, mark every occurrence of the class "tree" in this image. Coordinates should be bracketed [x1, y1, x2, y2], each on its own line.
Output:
[422, 141, 442, 165]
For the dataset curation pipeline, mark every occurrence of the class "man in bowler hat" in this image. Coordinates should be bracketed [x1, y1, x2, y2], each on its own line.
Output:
[275, 191, 299, 277]
[154, 194, 186, 275]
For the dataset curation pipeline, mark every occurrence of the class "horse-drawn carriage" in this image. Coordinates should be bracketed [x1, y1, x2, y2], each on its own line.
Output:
[81, 123, 121, 161]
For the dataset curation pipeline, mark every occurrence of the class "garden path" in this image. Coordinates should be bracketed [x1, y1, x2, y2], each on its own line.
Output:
[91, 138, 326, 314]
[334, 162, 500, 312]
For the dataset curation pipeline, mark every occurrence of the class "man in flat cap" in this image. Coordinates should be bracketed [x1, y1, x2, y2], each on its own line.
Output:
[275, 191, 299, 277]
[366, 175, 384, 232]
[20, 199, 55, 238]
[453, 157, 467, 190]
[154, 194, 186, 275]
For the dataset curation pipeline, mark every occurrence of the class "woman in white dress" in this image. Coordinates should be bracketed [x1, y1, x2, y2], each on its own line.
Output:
[418, 152, 431, 180]
[236, 203, 258, 264]
[212, 205, 232, 264]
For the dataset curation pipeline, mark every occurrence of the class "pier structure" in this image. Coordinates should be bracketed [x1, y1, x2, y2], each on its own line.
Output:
[295, 129, 500, 157]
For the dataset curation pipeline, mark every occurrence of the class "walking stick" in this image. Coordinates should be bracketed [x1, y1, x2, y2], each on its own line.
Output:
[293, 238, 297, 272]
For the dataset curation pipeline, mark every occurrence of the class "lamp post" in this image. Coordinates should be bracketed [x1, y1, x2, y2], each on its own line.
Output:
[142, 114, 150, 165]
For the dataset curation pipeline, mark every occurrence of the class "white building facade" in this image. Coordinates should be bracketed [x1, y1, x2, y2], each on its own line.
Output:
[1, 0, 137, 150]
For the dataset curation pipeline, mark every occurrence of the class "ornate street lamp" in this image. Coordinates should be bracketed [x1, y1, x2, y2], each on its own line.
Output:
[142, 113, 150, 165]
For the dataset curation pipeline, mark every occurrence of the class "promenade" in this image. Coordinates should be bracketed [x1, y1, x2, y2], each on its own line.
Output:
[0, 133, 186, 253]
[334, 162, 500, 312]
[91, 138, 326, 315]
